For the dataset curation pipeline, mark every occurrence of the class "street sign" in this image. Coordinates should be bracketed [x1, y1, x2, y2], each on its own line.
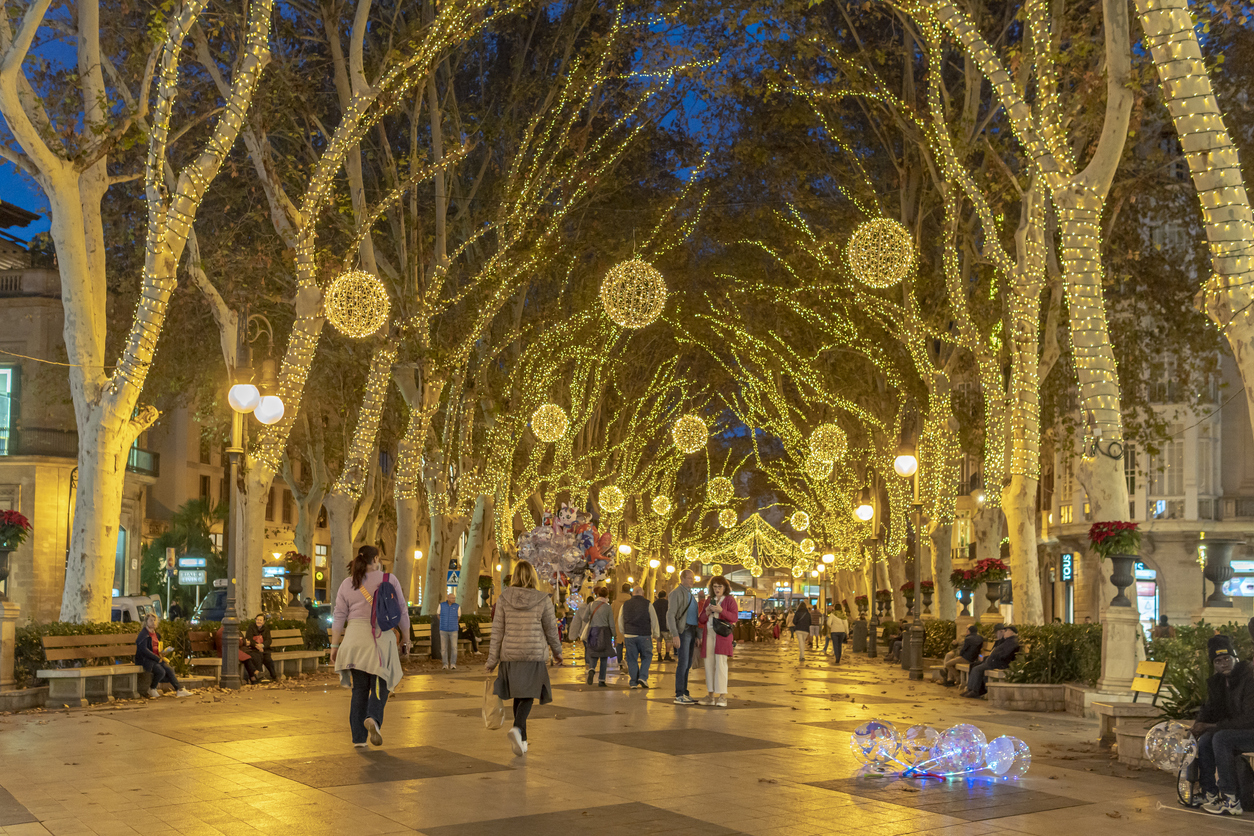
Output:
[178, 569, 206, 585]
[178, 556, 206, 569]
[446, 570, 460, 586]
[262, 566, 286, 577]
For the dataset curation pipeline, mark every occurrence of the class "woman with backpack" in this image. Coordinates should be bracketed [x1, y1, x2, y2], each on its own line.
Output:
[485, 560, 563, 756]
[791, 602, 812, 663]
[583, 587, 614, 686]
[331, 545, 410, 748]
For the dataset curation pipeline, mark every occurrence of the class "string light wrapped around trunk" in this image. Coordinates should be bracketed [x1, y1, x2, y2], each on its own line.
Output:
[672, 413, 708, 453]
[530, 403, 569, 443]
[847, 218, 915, 288]
[719, 508, 737, 528]
[791, 510, 810, 532]
[708, 475, 734, 505]
[324, 269, 391, 338]
[809, 423, 847, 463]
[652, 495, 672, 516]
[599, 485, 625, 514]
[599, 258, 667, 328]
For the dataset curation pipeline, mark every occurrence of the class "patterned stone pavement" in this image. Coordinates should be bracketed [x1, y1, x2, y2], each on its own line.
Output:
[0, 641, 1242, 836]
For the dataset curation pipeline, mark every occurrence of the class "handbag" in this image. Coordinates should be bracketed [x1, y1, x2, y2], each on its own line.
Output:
[712, 617, 733, 637]
[483, 676, 505, 730]
[580, 602, 605, 644]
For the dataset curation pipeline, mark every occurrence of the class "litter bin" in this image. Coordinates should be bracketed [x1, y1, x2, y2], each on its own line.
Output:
[851, 618, 868, 652]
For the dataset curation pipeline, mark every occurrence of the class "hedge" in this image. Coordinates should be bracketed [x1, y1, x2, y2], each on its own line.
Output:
[1004, 623, 1102, 687]
[1148, 620, 1254, 720]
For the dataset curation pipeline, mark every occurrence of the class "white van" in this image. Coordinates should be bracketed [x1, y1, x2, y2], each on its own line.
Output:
[110, 594, 163, 623]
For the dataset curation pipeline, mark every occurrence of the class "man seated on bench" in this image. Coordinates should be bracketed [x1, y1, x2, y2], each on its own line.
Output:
[961, 624, 1018, 698]
[1188, 634, 1254, 817]
[135, 614, 191, 698]
[939, 625, 983, 687]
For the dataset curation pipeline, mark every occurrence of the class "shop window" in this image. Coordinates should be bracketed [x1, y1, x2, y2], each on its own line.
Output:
[0, 366, 16, 455]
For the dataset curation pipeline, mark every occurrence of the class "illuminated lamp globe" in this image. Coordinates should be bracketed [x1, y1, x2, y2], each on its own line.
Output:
[800, 538, 815, 555]
[648, 558, 660, 569]
[325, 269, 391, 338]
[254, 395, 285, 425]
[672, 413, 707, 453]
[893, 443, 918, 478]
[531, 403, 569, 443]
[228, 382, 261, 413]
[618, 544, 633, 555]
[791, 564, 805, 578]
[804, 456, 831, 480]
[790, 510, 810, 532]
[652, 495, 672, 516]
[734, 541, 751, 561]
[811, 570, 819, 578]
[855, 486, 875, 521]
[718, 508, 737, 528]
[599, 258, 667, 328]
[665, 564, 675, 574]
[599, 485, 625, 514]
[708, 476, 734, 505]
[846, 218, 915, 289]
[822, 553, 835, 564]
[750, 565, 763, 578]
[683, 545, 699, 564]
[809, 423, 847, 464]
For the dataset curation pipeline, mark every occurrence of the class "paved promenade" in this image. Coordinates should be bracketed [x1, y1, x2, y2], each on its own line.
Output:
[0, 642, 1237, 836]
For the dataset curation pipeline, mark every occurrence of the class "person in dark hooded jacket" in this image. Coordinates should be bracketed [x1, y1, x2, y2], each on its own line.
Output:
[1190, 632, 1254, 816]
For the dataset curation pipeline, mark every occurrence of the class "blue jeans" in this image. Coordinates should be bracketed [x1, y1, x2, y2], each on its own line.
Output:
[625, 636, 653, 685]
[674, 625, 698, 697]
[829, 633, 846, 663]
[1198, 728, 1254, 796]
[349, 669, 390, 744]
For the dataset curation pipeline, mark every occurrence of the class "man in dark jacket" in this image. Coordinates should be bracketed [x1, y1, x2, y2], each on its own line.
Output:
[939, 625, 983, 686]
[1191, 634, 1254, 816]
[654, 591, 672, 661]
[962, 624, 1018, 698]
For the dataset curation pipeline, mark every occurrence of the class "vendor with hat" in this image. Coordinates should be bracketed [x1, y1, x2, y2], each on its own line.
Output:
[1189, 633, 1254, 816]
[961, 623, 1019, 699]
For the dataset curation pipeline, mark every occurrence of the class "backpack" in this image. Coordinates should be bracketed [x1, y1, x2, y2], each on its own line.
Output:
[371, 573, 404, 634]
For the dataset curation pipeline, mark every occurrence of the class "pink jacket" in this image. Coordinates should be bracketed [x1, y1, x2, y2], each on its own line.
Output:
[698, 594, 738, 658]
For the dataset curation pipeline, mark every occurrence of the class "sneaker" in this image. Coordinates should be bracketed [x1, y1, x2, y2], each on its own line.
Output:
[674, 695, 696, 705]
[353, 742, 369, 749]
[148, 689, 160, 699]
[507, 727, 525, 756]
[174, 689, 191, 698]
[363, 717, 383, 747]
[1190, 792, 1219, 810]
[697, 696, 716, 706]
[586, 671, 595, 685]
[1203, 793, 1243, 816]
[638, 682, 650, 690]
[450, 665, 457, 670]
[715, 697, 728, 707]
[598, 681, 608, 687]
[442, 664, 449, 670]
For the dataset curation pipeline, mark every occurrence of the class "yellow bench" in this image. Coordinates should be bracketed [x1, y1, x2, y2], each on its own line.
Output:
[1131, 660, 1167, 704]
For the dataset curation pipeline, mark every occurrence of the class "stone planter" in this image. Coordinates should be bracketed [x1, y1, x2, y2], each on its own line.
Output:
[285, 572, 305, 600]
[0, 549, 10, 600]
[903, 593, 915, 617]
[1204, 539, 1246, 608]
[983, 582, 1002, 614]
[1107, 555, 1136, 608]
[921, 590, 933, 615]
[986, 682, 1067, 712]
[957, 588, 973, 617]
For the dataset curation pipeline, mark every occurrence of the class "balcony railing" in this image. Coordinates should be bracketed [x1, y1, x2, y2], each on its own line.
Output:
[0, 427, 159, 476]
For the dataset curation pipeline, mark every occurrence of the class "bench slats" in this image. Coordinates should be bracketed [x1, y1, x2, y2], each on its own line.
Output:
[44, 645, 136, 661]
[1136, 660, 1167, 677]
[42, 633, 138, 648]
[1131, 678, 1162, 694]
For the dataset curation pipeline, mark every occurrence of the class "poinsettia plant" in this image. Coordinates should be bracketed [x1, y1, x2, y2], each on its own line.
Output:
[899, 580, 916, 595]
[874, 588, 893, 601]
[950, 568, 979, 590]
[854, 594, 869, 605]
[0, 510, 31, 549]
[840, 599, 850, 612]
[283, 550, 311, 573]
[920, 580, 935, 592]
[973, 558, 1010, 584]
[1088, 521, 1140, 560]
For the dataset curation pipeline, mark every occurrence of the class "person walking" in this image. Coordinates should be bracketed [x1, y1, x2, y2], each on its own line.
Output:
[825, 608, 848, 663]
[584, 587, 614, 686]
[485, 560, 563, 757]
[772, 614, 781, 641]
[697, 576, 738, 706]
[654, 591, 672, 661]
[135, 614, 191, 698]
[331, 545, 410, 748]
[568, 595, 594, 667]
[791, 602, 812, 663]
[809, 605, 822, 650]
[617, 586, 661, 688]
[244, 613, 279, 682]
[666, 570, 700, 704]
[611, 583, 630, 676]
[1152, 615, 1177, 640]
[439, 592, 461, 670]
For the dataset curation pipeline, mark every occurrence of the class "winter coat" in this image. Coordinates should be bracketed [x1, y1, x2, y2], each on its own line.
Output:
[487, 586, 563, 668]
[568, 604, 590, 643]
[791, 608, 812, 634]
[985, 634, 1019, 669]
[1198, 660, 1254, 729]
[958, 632, 985, 663]
[666, 585, 697, 635]
[827, 613, 849, 635]
[585, 599, 615, 658]
[134, 628, 163, 671]
[698, 594, 738, 658]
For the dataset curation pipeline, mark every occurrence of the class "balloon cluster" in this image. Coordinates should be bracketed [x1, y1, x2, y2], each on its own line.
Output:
[517, 504, 614, 595]
[1144, 721, 1196, 772]
[850, 719, 1031, 779]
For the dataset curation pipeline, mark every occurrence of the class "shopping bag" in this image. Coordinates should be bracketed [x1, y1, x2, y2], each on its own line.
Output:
[483, 676, 505, 730]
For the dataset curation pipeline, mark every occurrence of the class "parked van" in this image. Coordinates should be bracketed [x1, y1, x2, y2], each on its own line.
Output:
[110, 595, 163, 623]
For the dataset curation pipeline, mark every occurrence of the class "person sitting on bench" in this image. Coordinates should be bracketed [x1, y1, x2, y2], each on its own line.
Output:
[1189, 633, 1254, 816]
[939, 625, 983, 686]
[135, 614, 190, 698]
[961, 624, 1018, 698]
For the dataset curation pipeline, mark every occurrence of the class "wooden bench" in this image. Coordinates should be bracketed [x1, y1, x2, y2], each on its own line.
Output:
[269, 628, 324, 677]
[1130, 660, 1167, 703]
[38, 632, 143, 708]
[187, 631, 222, 686]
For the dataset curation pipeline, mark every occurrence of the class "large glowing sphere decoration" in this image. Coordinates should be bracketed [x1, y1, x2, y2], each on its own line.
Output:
[750, 564, 763, 578]
[790, 510, 810, 532]
[804, 456, 832, 481]
[718, 508, 737, 528]
[708, 476, 734, 505]
[734, 541, 751, 562]
[1144, 721, 1195, 772]
[809, 423, 847, 463]
[850, 719, 901, 767]
[600, 258, 667, 328]
[984, 736, 1032, 779]
[683, 545, 699, 564]
[791, 564, 805, 578]
[847, 218, 915, 289]
[652, 495, 672, 516]
[709, 564, 724, 578]
[598, 485, 625, 514]
[902, 725, 940, 765]
[672, 413, 708, 453]
[799, 538, 816, 555]
[929, 724, 988, 774]
[325, 269, 391, 338]
[530, 403, 569, 442]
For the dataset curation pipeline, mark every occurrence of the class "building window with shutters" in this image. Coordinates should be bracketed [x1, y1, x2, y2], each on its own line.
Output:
[199, 474, 211, 501]
[1150, 424, 1185, 519]
[265, 487, 275, 521]
[282, 490, 293, 525]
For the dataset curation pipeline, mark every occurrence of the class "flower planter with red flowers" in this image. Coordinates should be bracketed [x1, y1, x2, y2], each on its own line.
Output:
[0, 510, 30, 599]
[1087, 522, 1141, 608]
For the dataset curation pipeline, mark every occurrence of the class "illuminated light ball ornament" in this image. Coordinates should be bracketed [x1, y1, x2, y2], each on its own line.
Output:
[846, 217, 915, 289]
[799, 538, 816, 555]
[901, 725, 940, 765]
[790, 510, 810, 532]
[984, 736, 1032, 779]
[850, 719, 901, 770]
[791, 564, 805, 578]
[672, 413, 708, 454]
[599, 258, 667, 328]
[683, 545, 699, 565]
[804, 456, 831, 481]
[734, 541, 751, 562]
[809, 423, 847, 463]
[652, 495, 672, 516]
[1144, 721, 1195, 772]
[709, 564, 724, 578]
[718, 508, 737, 528]
[324, 269, 391, 338]
[749, 564, 763, 578]
[530, 403, 568, 443]
[928, 724, 987, 775]
[708, 476, 734, 505]
[599, 485, 625, 514]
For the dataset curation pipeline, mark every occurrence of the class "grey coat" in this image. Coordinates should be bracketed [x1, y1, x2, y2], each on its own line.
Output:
[666, 584, 697, 636]
[486, 587, 563, 668]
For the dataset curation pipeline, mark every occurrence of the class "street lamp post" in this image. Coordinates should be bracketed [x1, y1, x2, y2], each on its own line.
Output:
[867, 537, 879, 658]
[894, 439, 925, 681]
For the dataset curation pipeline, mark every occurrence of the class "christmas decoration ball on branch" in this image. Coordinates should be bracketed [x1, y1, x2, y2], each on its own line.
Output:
[599, 258, 667, 328]
[599, 485, 625, 514]
[708, 476, 734, 505]
[800, 538, 816, 554]
[809, 423, 847, 464]
[652, 495, 672, 516]
[847, 218, 914, 288]
[791, 563, 805, 578]
[718, 508, 737, 528]
[531, 403, 569, 442]
[750, 564, 763, 578]
[325, 269, 391, 338]
[790, 510, 810, 532]
[683, 545, 699, 564]
[805, 456, 832, 480]
[734, 541, 751, 561]
[672, 413, 708, 453]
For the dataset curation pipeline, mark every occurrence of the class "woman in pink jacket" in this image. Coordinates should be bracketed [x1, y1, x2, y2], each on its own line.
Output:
[697, 575, 738, 706]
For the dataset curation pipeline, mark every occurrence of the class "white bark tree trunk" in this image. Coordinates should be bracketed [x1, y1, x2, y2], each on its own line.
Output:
[393, 496, 421, 604]
[929, 521, 956, 619]
[457, 494, 491, 609]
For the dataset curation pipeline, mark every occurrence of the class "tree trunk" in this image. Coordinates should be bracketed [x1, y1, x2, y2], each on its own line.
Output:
[886, 553, 907, 621]
[61, 421, 128, 621]
[324, 492, 355, 598]
[236, 463, 270, 620]
[1003, 475, 1043, 624]
[457, 495, 491, 609]
[394, 495, 420, 604]
[422, 513, 450, 615]
[929, 521, 956, 619]
[971, 506, 1003, 564]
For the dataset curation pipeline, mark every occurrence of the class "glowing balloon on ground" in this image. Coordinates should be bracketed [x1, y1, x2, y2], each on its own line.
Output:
[1144, 721, 1195, 772]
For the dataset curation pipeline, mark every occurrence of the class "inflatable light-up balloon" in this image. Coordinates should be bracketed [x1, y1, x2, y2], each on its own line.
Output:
[849, 719, 1030, 779]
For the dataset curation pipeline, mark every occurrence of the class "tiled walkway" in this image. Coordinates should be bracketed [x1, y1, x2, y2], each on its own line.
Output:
[0, 642, 1242, 835]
